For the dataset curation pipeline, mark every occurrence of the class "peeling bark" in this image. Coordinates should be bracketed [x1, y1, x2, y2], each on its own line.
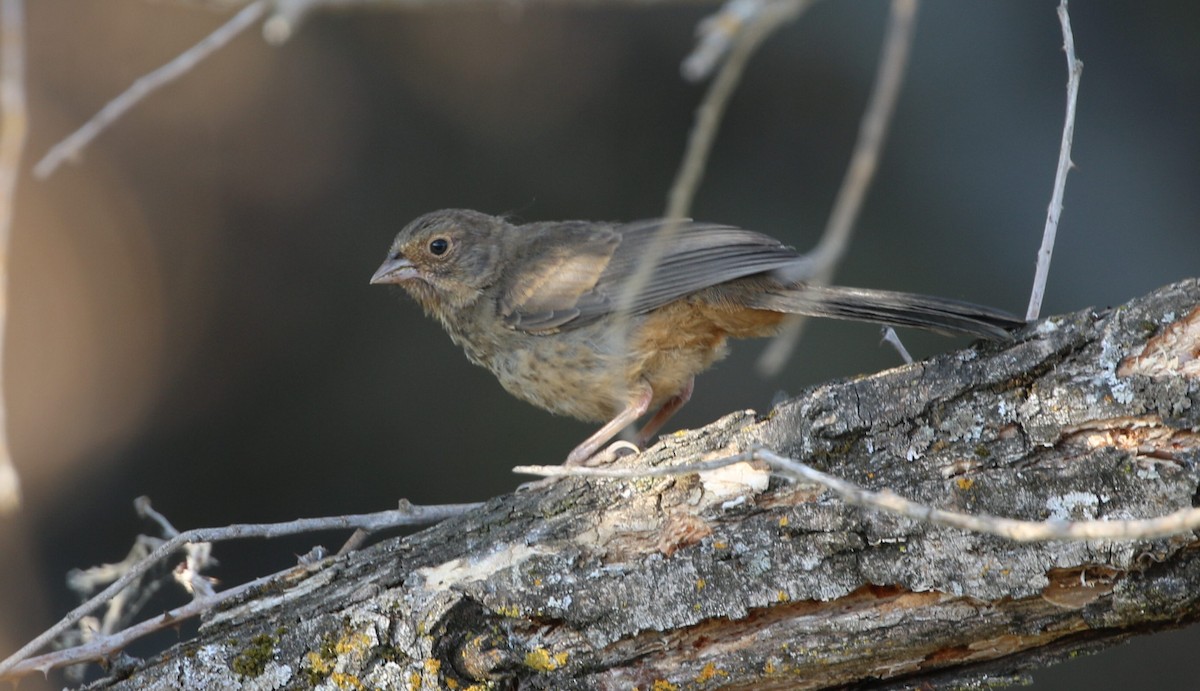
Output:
[87, 279, 1200, 690]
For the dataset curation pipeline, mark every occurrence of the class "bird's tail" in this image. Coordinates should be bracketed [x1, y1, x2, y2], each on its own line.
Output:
[750, 285, 1024, 339]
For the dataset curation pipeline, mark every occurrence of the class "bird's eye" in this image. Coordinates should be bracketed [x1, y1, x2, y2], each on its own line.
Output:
[428, 237, 450, 256]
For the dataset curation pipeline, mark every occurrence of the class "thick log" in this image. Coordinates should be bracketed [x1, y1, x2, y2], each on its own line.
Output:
[91, 279, 1200, 690]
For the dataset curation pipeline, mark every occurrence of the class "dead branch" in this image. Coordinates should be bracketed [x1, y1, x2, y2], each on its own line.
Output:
[37, 278, 1200, 689]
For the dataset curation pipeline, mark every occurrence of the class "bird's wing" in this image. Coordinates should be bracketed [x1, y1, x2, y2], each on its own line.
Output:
[499, 219, 803, 333]
[497, 222, 622, 332]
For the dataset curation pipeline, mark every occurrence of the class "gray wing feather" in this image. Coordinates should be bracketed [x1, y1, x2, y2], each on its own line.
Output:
[563, 220, 803, 329]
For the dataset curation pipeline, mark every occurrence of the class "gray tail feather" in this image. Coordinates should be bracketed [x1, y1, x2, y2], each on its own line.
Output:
[753, 285, 1024, 339]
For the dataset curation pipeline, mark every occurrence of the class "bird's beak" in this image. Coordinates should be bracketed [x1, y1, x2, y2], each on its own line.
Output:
[370, 256, 419, 285]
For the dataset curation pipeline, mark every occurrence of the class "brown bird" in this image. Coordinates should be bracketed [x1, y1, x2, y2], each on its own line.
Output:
[371, 209, 1022, 465]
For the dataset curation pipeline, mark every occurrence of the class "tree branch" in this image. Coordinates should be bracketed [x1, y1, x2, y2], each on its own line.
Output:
[1026, 0, 1082, 321]
[29, 278, 1200, 689]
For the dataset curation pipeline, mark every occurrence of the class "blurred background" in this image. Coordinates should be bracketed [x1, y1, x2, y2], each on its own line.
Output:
[3, 0, 1199, 687]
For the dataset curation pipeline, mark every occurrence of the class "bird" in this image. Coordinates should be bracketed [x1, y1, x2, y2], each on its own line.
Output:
[371, 209, 1023, 466]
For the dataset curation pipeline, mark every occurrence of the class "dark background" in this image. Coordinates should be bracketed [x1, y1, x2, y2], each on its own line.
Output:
[3, 1, 1199, 688]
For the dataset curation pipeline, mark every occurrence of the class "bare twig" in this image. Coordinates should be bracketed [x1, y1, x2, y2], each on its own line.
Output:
[757, 0, 919, 376]
[682, 0, 766, 82]
[32, 0, 269, 179]
[135, 495, 182, 537]
[665, 0, 810, 220]
[879, 325, 912, 363]
[0, 0, 25, 514]
[596, 0, 809, 441]
[3, 564, 299, 679]
[516, 446, 1200, 542]
[263, 0, 325, 44]
[633, 0, 810, 313]
[1026, 0, 1081, 321]
[66, 535, 168, 649]
[0, 500, 481, 679]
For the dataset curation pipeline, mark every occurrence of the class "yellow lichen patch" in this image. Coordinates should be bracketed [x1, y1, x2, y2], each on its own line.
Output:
[776, 590, 790, 603]
[694, 662, 727, 683]
[306, 651, 333, 676]
[494, 604, 521, 618]
[334, 631, 373, 658]
[523, 647, 567, 672]
[651, 680, 680, 691]
[695, 578, 706, 591]
[778, 515, 789, 528]
[423, 658, 442, 676]
[408, 671, 422, 689]
[955, 476, 974, 491]
[330, 672, 365, 690]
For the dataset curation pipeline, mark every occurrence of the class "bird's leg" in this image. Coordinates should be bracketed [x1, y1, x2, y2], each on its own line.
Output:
[565, 381, 653, 466]
[635, 377, 694, 447]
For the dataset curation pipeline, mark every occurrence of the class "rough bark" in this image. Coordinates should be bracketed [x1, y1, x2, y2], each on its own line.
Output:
[87, 279, 1200, 690]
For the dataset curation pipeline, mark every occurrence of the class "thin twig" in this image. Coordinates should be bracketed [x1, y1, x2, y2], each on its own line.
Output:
[0, 0, 25, 514]
[0, 500, 480, 678]
[757, 0, 919, 376]
[636, 0, 809, 310]
[67, 535, 168, 646]
[1026, 0, 1081, 321]
[879, 326, 913, 363]
[263, 0, 325, 44]
[665, 0, 810, 220]
[32, 0, 269, 179]
[682, 0, 764, 82]
[2, 565, 300, 679]
[516, 447, 1200, 542]
[598, 0, 809, 430]
[135, 495, 182, 537]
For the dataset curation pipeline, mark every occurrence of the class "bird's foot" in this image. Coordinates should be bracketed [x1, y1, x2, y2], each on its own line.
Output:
[517, 441, 642, 492]
[569, 440, 641, 468]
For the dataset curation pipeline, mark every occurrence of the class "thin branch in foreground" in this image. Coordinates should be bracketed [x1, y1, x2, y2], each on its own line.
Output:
[60, 497, 221, 661]
[0, 499, 481, 679]
[665, 0, 810, 220]
[880, 325, 913, 363]
[3, 564, 300, 679]
[598, 0, 810, 438]
[1026, 0, 1081, 321]
[0, 0, 26, 514]
[632, 0, 810, 310]
[263, 0, 325, 44]
[757, 0, 920, 376]
[682, 0, 767, 82]
[32, 0, 269, 179]
[514, 447, 1200, 542]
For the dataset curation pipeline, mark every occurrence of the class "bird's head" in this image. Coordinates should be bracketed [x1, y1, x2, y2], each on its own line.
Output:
[371, 209, 507, 319]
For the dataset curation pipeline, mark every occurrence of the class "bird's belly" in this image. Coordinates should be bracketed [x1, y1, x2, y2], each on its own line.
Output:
[485, 333, 629, 422]
[449, 302, 743, 424]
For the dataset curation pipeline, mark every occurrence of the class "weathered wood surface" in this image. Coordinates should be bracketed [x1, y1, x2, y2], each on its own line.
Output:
[91, 279, 1200, 690]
